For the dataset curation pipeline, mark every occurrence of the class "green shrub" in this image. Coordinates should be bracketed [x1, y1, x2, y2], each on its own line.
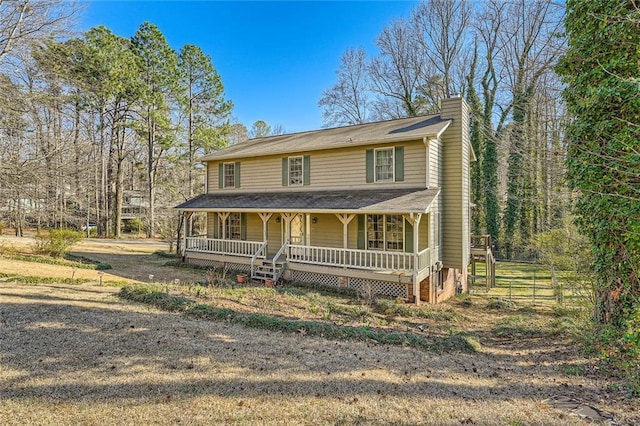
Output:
[118, 284, 478, 354]
[487, 298, 516, 310]
[492, 315, 547, 338]
[64, 253, 112, 270]
[35, 229, 83, 258]
[588, 316, 640, 396]
[128, 217, 144, 234]
[373, 298, 459, 321]
[154, 250, 177, 259]
[0, 272, 91, 285]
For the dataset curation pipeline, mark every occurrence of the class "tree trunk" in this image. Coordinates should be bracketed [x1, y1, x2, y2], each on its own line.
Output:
[147, 110, 155, 238]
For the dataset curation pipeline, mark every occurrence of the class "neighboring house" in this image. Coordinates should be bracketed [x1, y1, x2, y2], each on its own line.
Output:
[121, 190, 147, 222]
[176, 96, 473, 304]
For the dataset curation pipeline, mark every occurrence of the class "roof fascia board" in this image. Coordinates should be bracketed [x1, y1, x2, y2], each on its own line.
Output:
[434, 120, 452, 138]
[198, 126, 451, 163]
[177, 207, 430, 214]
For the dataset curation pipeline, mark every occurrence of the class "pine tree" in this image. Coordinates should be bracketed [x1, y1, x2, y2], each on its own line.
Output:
[130, 22, 178, 238]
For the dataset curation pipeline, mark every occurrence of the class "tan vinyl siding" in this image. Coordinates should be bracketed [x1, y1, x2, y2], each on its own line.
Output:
[246, 213, 263, 242]
[399, 142, 425, 186]
[309, 214, 343, 248]
[462, 138, 470, 265]
[419, 215, 429, 251]
[206, 213, 215, 238]
[267, 216, 282, 256]
[348, 219, 358, 249]
[432, 198, 442, 261]
[429, 138, 440, 188]
[440, 97, 470, 270]
[207, 163, 215, 193]
[205, 140, 426, 193]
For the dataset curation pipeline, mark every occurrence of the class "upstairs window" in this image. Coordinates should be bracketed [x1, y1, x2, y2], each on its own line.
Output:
[288, 156, 303, 186]
[366, 146, 404, 183]
[218, 162, 240, 189]
[282, 155, 310, 186]
[224, 163, 235, 188]
[375, 148, 394, 182]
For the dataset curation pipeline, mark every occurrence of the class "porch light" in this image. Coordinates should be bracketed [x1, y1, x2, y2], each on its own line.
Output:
[312, 217, 318, 224]
[276, 217, 281, 223]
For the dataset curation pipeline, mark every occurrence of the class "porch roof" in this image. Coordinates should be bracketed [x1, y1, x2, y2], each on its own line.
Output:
[176, 187, 440, 214]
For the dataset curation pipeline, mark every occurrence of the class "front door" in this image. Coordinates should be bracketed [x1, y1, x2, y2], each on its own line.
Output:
[288, 214, 306, 245]
[286, 214, 306, 260]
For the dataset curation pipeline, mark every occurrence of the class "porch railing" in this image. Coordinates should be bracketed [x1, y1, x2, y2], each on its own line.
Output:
[417, 247, 431, 271]
[185, 237, 264, 257]
[185, 238, 433, 273]
[288, 244, 428, 272]
[250, 241, 268, 277]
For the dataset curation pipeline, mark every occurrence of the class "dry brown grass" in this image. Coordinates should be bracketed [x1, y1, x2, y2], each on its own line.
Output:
[1, 237, 639, 424]
[0, 236, 205, 284]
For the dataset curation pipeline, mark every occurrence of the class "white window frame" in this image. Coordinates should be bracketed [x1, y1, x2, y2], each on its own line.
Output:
[366, 214, 384, 250]
[288, 156, 304, 186]
[374, 147, 394, 182]
[366, 214, 404, 252]
[223, 162, 235, 189]
[219, 212, 242, 240]
[385, 214, 404, 251]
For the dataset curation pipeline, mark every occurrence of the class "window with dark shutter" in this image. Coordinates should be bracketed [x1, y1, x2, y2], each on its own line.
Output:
[394, 146, 404, 182]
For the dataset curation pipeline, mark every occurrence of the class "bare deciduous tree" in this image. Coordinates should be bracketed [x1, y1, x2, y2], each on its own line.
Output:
[368, 19, 426, 119]
[0, 0, 77, 64]
[318, 47, 370, 126]
[413, 0, 472, 99]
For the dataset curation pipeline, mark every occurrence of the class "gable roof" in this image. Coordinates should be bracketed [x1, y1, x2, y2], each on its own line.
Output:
[176, 187, 440, 214]
[201, 114, 451, 162]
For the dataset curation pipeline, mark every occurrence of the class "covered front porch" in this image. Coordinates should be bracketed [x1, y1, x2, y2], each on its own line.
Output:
[176, 188, 440, 302]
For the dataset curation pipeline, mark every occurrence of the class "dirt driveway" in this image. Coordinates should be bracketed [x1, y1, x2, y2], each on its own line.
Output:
[1, 281, 637, 425]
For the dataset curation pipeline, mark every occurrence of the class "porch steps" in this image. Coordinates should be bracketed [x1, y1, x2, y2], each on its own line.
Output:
[251, 261, 287, 283]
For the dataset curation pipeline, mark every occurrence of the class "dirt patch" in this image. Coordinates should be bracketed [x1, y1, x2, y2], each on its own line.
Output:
[1, 282, 638, 425]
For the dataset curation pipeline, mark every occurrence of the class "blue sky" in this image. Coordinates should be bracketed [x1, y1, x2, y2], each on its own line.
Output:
[80, 1, 417, 133]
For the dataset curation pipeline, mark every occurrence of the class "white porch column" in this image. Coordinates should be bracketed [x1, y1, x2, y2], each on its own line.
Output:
[218, 212, 230, 239]
[281, 213, 295, 261]
[404, 213, 422, 305]
[258, 212, 273, 242]
[335, 213, 356, 248]
[281, 213, 295, 242]
[181, 212, 190, 256]
[305, 213, 311, 246]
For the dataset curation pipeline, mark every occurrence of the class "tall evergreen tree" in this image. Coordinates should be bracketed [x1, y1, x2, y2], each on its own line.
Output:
[130, 22, 178, 238]
[177, 44, 232, 198]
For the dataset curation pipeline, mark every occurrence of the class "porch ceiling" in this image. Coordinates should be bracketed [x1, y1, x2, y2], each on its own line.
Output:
[176, 187, 440, 214]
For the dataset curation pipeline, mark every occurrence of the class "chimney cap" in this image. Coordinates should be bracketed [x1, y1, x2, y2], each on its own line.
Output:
[449, 93, 461, 99]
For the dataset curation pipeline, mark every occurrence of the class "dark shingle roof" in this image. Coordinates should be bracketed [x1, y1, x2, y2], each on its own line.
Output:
[200, 115, 451, 161]
[176, 188, 440, 214]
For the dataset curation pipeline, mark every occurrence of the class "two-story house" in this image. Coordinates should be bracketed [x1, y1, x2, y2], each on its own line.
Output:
[176, 96, 473, 304]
